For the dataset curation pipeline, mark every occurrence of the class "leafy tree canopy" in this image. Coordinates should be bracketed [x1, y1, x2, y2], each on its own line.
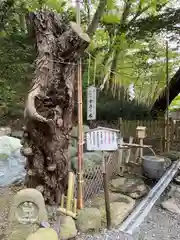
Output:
[0, 0, 180, 123]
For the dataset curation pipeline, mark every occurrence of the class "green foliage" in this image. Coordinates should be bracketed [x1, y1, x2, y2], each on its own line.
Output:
[0, 33, 34, 122]
[169, 94, 180, 111]
[0, 0, 180, 125]
[82, 90, 151, 122]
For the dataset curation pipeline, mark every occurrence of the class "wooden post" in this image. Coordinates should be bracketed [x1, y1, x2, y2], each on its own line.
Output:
[136, 126, 146, 163]
[125, 137, 134, 164]
[102, 151, 111, 230]
[139, 138, 143, 162]
[118, 117, 122, 131]
[165, 40, 170, 152]
[117, 118, 123, 175]
[117, 137, 123, 175]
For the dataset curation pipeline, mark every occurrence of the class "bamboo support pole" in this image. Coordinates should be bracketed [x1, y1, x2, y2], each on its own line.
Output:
[61, 194, 64, 208]
[125, 137, 134, 164]
[73, 198, 77, 214]
[117, 137, 123, 174]
[76, 0, 84, 209]
[122, 143, 152, 148]
[66, 172, 74, 211]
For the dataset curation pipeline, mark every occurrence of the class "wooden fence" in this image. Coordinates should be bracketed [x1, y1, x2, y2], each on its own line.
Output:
[118, 118, 180, 153]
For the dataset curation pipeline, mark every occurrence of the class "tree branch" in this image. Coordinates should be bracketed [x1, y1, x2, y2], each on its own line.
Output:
[128, 7, 180, 39]
[86, 0, 107, 38]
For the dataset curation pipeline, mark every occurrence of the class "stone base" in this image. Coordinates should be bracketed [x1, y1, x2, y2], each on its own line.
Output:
[110, 176, 148, 199]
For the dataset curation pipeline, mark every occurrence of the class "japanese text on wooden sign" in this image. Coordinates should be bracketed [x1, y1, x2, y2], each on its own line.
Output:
[87, 86, 96, 120]
[86, 127, 119, 151]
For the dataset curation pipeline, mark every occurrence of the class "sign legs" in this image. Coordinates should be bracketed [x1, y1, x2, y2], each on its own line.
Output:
[102, 151, 111, 230]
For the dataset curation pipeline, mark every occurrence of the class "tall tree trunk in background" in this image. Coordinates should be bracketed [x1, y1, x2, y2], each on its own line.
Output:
[150, 68, 180, 117]
[21, 11, 90, 204]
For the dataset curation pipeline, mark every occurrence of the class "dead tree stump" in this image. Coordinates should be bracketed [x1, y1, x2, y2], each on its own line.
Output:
[21, 11, 90, 204]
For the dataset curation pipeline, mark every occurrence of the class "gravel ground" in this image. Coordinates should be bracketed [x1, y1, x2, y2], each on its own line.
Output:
[77, 206, 180, 240]
[133, 195, 180, 240]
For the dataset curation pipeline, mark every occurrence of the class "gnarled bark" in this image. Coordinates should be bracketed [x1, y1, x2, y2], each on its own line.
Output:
[22, 11, 90, 204]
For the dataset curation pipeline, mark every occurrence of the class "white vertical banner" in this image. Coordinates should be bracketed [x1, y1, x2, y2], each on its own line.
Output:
[87, 86, 97, 120]
[128, 83, 135, 101]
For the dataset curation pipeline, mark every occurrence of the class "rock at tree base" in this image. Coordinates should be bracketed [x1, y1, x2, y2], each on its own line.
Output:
[110, 176, 148, 199]
[26, 228, 58, 240]
[60, 216, 77, 239]
[0, 127, 11, 136]
[0, 136, 26, 186]
[76, 208, 101, 233]
[6, 189, 48, 240]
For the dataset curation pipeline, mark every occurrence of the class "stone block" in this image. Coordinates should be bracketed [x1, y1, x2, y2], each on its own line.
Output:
[76, 208, 101, 233]
[60, 216, 77, 240]
[6, 188, 48, 240]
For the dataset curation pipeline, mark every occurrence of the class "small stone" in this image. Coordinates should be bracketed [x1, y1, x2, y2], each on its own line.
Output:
[47, 164, 56, 171]
[28, 169, 36, 176]
[36, 185, 44, 193]
[56, 118, 63, 127]
[40, 221, 50, 228]
[76, 208, 101, 233]
[21, 147, 33, 156]
[60, 216, 77, 240]
[161, 197, 180, 214]
[174, 176, 180, 185]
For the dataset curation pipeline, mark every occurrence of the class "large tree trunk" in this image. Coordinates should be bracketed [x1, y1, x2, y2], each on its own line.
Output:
[21, 11, 90, 205]
[150, 68, 180, 117]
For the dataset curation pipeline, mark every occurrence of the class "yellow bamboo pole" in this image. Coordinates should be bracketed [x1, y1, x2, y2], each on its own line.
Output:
[66, 172, 74, 211]
[76, 0, 84, 209]
[60, 194, 64, 208]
